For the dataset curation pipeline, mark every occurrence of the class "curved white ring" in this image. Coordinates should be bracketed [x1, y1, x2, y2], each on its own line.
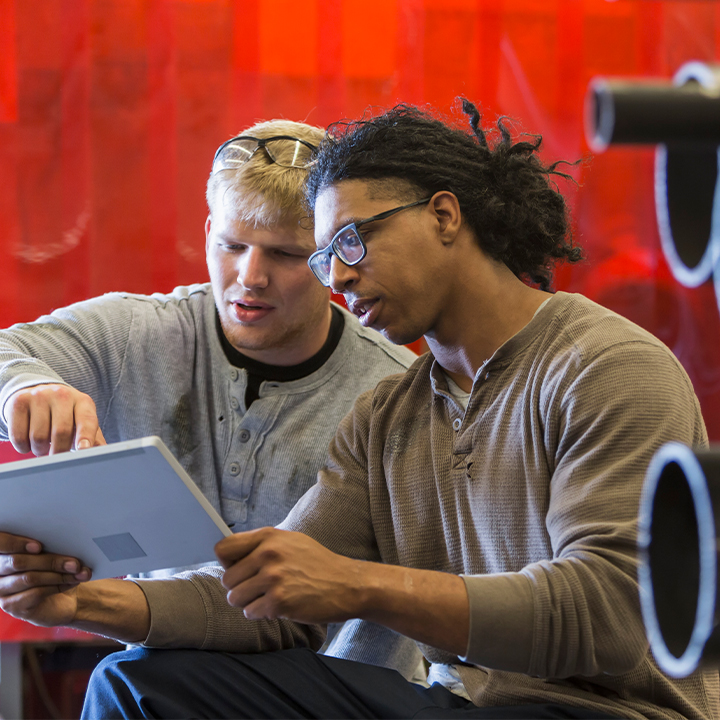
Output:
[638, 442, 717, 677]
[654, 145, 720, 288]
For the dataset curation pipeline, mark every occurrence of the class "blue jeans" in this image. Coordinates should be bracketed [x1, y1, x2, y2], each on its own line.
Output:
[82, 646, 624, 719]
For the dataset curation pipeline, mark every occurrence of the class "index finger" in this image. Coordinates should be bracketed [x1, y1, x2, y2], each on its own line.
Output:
[214, 528, 272, 569]
[0, 532, 43, 555]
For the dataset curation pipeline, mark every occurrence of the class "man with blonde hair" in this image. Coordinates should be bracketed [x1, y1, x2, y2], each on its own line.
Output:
[0, 119, 420, 675]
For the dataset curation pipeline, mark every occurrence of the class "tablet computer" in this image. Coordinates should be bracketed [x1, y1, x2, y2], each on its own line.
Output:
[0, 436, 232, 579]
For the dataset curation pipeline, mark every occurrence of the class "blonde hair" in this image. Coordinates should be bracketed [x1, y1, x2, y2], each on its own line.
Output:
[206, 119, 325, 228]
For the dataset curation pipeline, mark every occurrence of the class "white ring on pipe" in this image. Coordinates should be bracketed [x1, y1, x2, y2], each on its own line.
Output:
[655, 61, 720, 288]
[638, 442, 717, 677]
[674, 61, 720, 94]
[654, 145, 720, 288]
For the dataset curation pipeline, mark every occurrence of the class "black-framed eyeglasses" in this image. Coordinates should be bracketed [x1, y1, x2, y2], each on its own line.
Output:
[308, 197, 432, 286]
[212, 135, 317, 174]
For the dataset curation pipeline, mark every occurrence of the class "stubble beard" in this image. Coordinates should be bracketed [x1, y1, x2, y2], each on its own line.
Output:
[217, 302, 329, 363]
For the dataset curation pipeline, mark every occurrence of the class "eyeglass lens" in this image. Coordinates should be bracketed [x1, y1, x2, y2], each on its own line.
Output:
[215, 141, 255, 171]
[310, 255, 332, 285]
[214, 138, 313, 172]
[334, 228, 365, 264]
[309, 228, 366, 285]
[264, 139, 313, 167]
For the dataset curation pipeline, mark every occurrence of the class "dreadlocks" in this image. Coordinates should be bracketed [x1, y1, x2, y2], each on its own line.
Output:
[306, 100, 582, 291]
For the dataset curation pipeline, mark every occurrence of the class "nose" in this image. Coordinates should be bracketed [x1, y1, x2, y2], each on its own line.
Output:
[236, 247, 269, 290]
[328, 255, 359, 293]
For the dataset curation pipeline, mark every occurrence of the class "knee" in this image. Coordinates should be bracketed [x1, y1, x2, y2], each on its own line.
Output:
[90, 647, 152, 686]
[82, 648, 154, 719]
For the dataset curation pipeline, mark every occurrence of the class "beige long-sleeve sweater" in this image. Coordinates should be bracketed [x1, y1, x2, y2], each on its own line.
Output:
[136, 292, 718, 720]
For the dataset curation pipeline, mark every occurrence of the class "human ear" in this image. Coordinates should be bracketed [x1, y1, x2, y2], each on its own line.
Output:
[429, 192, 462, 244]
[204, 216, 212, 255]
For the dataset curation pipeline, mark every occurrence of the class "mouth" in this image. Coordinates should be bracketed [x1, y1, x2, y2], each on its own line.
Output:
[348, 297, 379, 327]
[233, 299, 272, 310]
[229, 298, 274, 323]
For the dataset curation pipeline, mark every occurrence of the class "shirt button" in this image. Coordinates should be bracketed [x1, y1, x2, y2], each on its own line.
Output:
[484, 372, 490, 380]
[239, 429, 251, 443]
[230, 397, 239, 410]
[229, 462, 241, 475]
[230, 368, 238, 381]
[453, 418, 462, 431]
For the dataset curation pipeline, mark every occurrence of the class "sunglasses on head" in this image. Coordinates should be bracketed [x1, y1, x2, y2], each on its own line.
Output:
[212, 135, 317, 174]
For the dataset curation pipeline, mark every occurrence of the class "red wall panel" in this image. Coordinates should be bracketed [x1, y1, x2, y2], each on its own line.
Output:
[1, 0, 719, 438]
[0, 0, 18, 123]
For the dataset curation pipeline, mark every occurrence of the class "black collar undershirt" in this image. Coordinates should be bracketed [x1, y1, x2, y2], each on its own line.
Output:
[216, 305, 345, 407]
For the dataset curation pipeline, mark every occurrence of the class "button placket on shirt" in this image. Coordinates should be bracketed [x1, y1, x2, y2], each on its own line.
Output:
[451, 365, 499, 481]
[225, 368, 252, 520]
[451, 412, 471, 474]
[222, 368, 288, 527]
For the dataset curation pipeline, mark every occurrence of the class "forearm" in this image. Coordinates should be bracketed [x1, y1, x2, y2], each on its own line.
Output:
[72, 579, 150, 644]
[219, 529, 468, 657]
[337, 561, 534, 673]
[137, 568, 327, 652]
[353, 562, 470, 658]
[0, 299, 132, 435]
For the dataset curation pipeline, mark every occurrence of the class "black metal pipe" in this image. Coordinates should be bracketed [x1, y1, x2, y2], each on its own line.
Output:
[585, 63, 720, 289]
[586, 78, 720, 151]
[638, 443, 720, 677]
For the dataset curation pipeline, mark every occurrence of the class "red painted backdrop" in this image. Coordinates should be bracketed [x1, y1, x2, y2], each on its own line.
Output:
[1, 0, 720, 638]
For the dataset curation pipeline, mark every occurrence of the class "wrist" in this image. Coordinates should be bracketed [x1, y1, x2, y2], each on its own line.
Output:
[74, 579, 150, 643]
[348, 561, 404, 623]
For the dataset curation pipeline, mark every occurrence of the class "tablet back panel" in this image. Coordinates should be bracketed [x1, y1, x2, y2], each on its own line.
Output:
[0, 436, 232, 579]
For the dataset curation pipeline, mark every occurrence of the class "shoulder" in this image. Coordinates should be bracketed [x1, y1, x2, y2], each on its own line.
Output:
[89, 284, 214, 327]
[55, 284, 216, 347]
[538, 293, 706, 442]
[59, 283, 211, 316]
[111, 283, 212, 311]
[540, 292, 686, 377]
[550, 292, 667, 351]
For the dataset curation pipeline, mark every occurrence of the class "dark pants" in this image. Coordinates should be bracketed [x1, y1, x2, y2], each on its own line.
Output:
[82, 647, 623, 719]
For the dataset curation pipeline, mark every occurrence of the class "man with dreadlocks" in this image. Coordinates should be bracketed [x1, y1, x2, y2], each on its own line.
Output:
[3, 101, 716, 719]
